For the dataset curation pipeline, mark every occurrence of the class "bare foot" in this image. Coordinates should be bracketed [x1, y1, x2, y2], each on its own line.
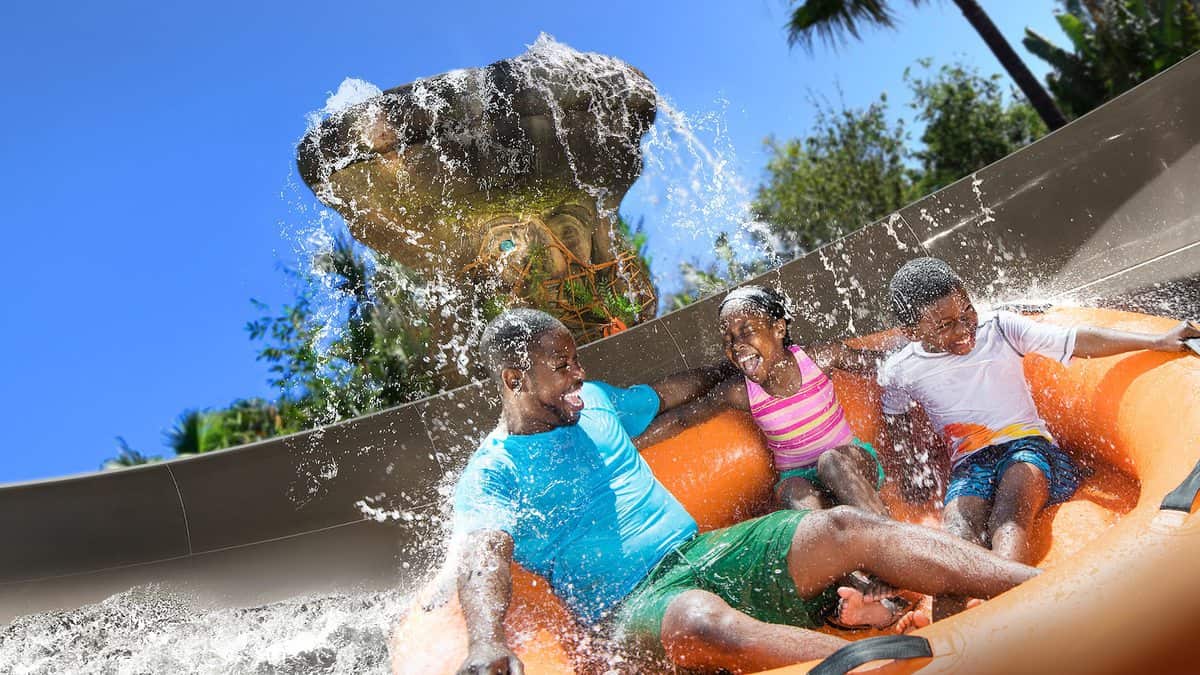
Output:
[894, 609, 932, 633]
[833, 586, 913, 630]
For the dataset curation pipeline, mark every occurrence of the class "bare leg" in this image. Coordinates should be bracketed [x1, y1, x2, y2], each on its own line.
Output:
[656, 508, 1038, 673]
[788, 507, 1038, 602]
[776, 475, 824, 511]
[988, 462, 1050, 563]
[660, 589, 847, 672]
[817, 444, 889, 516]
[935, 496, 990, 619]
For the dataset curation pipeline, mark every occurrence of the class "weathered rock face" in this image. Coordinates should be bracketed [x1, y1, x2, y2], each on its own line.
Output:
[297, 36, 658, 339]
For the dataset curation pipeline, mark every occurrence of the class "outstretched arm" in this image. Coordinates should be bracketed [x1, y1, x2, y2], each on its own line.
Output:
[634, 376, 748, 450]
[809, 342, 887, 374]
[1072, 321, 1200, 358]
[647, 358, 740, 413]
[456, 530, 523, 675]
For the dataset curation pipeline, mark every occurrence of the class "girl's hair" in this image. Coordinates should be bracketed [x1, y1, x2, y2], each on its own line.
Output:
[718, 285, 795, 346]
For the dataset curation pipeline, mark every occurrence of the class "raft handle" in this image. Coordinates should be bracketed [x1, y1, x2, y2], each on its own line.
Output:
[1161, 457, 1200, 513]
[810, 635, 932, 675]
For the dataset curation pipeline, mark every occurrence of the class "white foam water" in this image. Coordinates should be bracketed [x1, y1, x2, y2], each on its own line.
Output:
[0, 586, 406, 674]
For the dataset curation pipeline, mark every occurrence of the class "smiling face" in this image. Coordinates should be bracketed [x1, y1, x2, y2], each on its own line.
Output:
[504, 326, 587, 433]
[720, 308, 790, 385]
[906, 289, 979, 356]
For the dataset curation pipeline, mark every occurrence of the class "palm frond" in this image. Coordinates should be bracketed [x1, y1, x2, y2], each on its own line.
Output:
[786, 0, 928, 51]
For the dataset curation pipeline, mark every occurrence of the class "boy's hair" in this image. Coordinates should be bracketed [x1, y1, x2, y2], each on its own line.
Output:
[718, 285, 795, 346]
[889, 257, 965, 326]
[479, 309, 566, 382]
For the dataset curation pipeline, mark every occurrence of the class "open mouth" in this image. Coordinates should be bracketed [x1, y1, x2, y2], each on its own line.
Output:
[562, 386, 585, 412]
[737, 353, 763, 377]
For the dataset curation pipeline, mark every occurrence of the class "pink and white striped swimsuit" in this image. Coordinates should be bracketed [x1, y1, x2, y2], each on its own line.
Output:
[747, 345, 855, 471]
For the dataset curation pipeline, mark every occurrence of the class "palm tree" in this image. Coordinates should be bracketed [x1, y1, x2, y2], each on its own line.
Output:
[1023, 0, 1200, 118]
[786, 0, 1068, 130]
[101, 437, 160, 470]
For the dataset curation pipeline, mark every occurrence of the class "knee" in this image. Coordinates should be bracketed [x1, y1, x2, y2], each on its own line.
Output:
[816, 447, 856, 483]
[943, 507, 987, 546]
[661, 595, 745, 663]
[808, 505, 877, 544]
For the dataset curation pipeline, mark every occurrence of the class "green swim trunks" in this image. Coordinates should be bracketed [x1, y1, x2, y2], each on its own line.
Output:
[612, 510, 838, 654]
[776, 438, 885, 492]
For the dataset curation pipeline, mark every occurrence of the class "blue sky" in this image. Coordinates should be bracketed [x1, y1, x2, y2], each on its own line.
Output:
[0, 1, 1065, 483]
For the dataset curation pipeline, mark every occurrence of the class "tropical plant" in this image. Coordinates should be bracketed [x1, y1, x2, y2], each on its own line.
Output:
[667, 233, 772, 309]
[752, 95, 911, 257]
[749, 61, 1045, 273]
[247, 232, 455, 430]
[164, 399, 293, 455]
[785, 0, 1068, 129]
[100, 437, 161, 470]
[1023, 0, 1200, 118]
[906, 61, 1047, 195]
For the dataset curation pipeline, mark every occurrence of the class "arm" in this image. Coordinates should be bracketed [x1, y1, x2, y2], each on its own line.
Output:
[647, 358, 740, 413]
[1072, 321, 1200, 359]
[633, 376, 747, 450]
[808, 342, 887, 374]
[456, 530, 524, 675]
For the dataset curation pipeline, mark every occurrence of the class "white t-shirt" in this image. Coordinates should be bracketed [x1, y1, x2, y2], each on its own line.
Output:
[878, 311, 1077, 466]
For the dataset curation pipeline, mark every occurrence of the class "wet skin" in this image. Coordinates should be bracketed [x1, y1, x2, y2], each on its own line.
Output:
[501, 327, 586, 435]
[720, 306, 888, 516]
[720, 308, 802, 394]
[904, 289, 979, 356]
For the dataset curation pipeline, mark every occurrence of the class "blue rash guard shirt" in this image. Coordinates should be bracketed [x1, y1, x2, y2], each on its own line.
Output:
[453, 381, 698, 624]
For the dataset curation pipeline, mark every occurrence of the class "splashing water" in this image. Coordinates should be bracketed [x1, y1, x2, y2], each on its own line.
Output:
[0, 586, 406, 674]
[10, 31, 1182, 675]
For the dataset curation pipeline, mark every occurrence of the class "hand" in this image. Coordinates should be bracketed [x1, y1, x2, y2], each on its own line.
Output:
[457, 641, 524, 675]
[1155, 321, 1200, 353]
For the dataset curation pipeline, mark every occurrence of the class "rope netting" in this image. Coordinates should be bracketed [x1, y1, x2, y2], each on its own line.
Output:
[463, 221, 655, 342]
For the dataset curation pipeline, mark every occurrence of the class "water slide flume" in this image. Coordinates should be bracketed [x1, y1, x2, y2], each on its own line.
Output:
[390, 307, 1200, 674]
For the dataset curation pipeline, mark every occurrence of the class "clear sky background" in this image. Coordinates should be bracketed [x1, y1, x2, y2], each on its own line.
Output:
[0, 0, 1065, 483]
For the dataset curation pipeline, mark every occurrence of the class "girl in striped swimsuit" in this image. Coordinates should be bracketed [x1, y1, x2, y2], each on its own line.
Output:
[636, 286, 923, 629]
[641, 285, 888, 514]
[720, 286, 888, 514]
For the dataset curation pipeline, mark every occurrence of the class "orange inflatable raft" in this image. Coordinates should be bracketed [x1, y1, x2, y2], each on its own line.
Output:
[391, 308, 1200, 674]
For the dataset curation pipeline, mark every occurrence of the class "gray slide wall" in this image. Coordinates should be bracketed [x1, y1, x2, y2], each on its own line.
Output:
[2, 53, 1198, 626]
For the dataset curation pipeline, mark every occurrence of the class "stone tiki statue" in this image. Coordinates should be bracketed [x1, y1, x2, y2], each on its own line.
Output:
[297, 37, 658, 344]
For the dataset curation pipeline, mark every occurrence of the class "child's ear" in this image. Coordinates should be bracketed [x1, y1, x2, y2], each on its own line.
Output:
[773, 319, 788, 340]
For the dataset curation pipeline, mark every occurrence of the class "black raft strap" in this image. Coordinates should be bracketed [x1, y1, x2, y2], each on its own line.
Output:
[810, 635, 933, 675]
[1161, 457, 1200, 512]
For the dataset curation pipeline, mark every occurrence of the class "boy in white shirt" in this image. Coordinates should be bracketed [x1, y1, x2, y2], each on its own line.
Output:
[878, 258, 1198, 617]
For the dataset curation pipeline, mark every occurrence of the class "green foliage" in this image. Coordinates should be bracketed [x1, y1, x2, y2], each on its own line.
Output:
[165, 400, 293, 455]
[100, 437, 161, 470]
[751, 95, 911, 257]
[743, 61, 1044, 282]
[616, 215, 653, 270]
[247, 232, 450, 430]
[151, 232, 458, 457]
[143, 212, 659, 459]
[906, 61, 1047, 195]
[1024, 0, 1200, 118]
[666, 233, 772, 309]
[786, 0, 928, 50]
